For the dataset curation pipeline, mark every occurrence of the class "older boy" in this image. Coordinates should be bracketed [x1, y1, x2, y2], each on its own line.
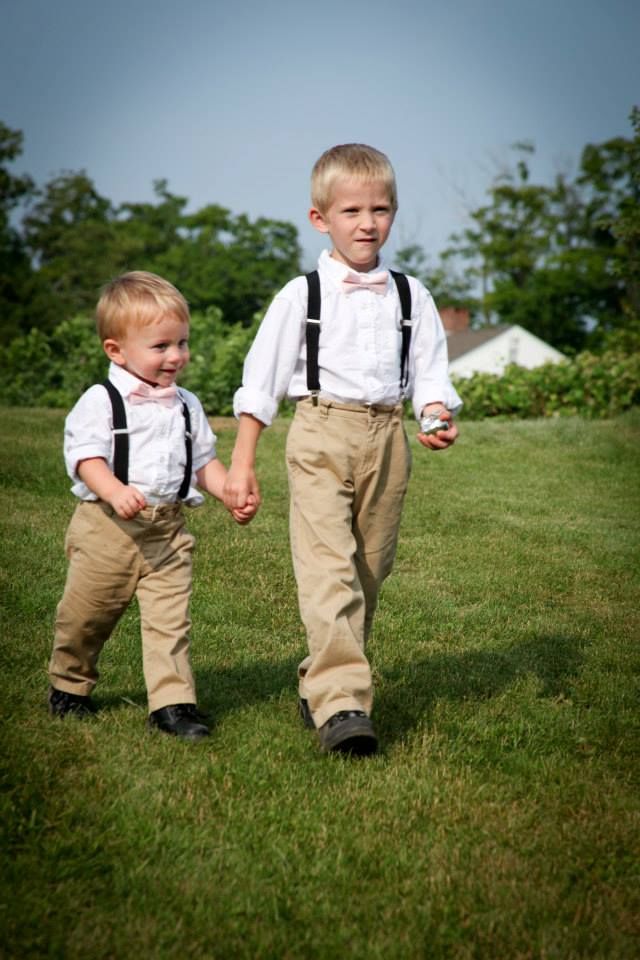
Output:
[49, 271, 257, 740]
[223, 144, 462, 755]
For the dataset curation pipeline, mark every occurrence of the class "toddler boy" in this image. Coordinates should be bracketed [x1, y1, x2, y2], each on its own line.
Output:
[223, 144, 462, 755]
[49, 271, 257, 740]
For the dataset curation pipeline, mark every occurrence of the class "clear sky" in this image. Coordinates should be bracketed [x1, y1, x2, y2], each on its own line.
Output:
[2, 0, 638, 270]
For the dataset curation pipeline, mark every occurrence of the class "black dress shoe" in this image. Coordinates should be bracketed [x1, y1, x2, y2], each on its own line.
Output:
[48, 686, 97, 718]
[148, 703, 209, 741]
[317, 710, 378, 756]
[298, 697, 315, 729]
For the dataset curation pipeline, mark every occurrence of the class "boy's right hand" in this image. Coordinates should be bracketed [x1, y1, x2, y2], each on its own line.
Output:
[108, 485, 147, 519]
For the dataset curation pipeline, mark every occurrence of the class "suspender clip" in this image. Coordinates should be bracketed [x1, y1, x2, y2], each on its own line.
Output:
[311, 390, 319, 407]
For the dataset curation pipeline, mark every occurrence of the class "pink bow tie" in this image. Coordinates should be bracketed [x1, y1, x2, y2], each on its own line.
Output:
[128, 382, 178, 407]
[342, 269, 389, 295]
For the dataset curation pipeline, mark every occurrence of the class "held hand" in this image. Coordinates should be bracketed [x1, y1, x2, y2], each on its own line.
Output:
[417, 406, 458, 451]
[230, 493, 259, 525]
[223, 466, 261, 512]
[108, 484, 147, 519]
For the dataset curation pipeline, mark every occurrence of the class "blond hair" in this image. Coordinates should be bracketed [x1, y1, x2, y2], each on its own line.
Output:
[96, 271, 190, 341]
[310, 143, 398, 214]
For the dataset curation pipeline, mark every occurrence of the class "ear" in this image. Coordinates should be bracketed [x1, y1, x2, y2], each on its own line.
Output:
[308, 207, 330, 235]
[103, 338, 126, 366]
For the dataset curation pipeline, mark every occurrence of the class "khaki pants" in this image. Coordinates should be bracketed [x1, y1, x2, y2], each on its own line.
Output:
[49, 500, 196, 713]
[286, 398, 411, 727]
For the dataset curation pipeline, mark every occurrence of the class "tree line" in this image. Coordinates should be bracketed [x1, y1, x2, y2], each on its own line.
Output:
[1, 109, 638, 358]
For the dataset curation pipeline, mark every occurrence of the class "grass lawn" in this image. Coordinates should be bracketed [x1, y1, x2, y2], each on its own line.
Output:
[1, 406, 639, 959]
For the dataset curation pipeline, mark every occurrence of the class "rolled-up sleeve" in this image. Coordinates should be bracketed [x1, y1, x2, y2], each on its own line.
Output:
[410, 283, 463, 420]
[64, 386, 113, 484]
[233, 282, 306, 427]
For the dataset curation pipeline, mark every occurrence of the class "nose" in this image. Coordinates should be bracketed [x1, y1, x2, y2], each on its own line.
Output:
[360, 210, 376, 231]
[167, 343, 185, 364]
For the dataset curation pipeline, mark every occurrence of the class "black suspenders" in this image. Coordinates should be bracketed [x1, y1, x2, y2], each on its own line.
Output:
[389, 270, 412, 390]
[305, 270, 322, 402]
[102, 380, 193, 501]
[304, 270, 412, 403]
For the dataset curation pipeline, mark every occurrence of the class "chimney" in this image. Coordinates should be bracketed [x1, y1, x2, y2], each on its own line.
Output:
[439, 307, 470, 333]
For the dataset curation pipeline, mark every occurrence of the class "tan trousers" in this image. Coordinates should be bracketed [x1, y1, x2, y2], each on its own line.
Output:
[286, 398, 411, 727]
[49, 500, 196, 713]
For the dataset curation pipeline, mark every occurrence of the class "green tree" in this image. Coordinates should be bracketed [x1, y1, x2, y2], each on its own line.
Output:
[21, 170, 124, 327]
[19, 172, 302, 332]
[0, 121, 43, 339]
[394, 243, 475, 312]
[445, 113, 639, 351]
[579, 105, 640, 327]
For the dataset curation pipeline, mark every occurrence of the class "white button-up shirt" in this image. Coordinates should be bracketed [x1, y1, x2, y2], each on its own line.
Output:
[233, 250, 462, 426]
[64, 363, 216, 506]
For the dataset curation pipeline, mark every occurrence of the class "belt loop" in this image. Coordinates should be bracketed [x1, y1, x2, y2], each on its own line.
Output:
[320, 401, 330, 420]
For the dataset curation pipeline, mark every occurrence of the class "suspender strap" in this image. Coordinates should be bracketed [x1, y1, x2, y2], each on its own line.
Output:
[177, 393, 192, 501]
[102, 380, 192, 500]
[304, 269, 413, 399]
[305, 271, 321, 404]
[390, 270, 412, 390]
[103, 378, 129, 485]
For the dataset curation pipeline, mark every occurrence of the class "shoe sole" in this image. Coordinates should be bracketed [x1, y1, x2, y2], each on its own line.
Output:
[147, 721, 209, 742]
[48, 690, 97, 718]
[319, 717, 378, 756]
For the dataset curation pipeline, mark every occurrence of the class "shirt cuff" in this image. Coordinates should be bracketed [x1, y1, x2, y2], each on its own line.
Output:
[233, 387, 278, 427]
[412, 386, 463, 421]
[65, 442, 111, 481]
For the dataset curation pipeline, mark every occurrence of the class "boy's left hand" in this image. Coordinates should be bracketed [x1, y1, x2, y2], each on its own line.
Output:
[417, 405, 458, 450]
[230, 493, 259, 525]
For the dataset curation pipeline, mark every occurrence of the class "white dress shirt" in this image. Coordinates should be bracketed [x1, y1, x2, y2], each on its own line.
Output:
[64, 363, 217, 506]
[233, 249, 462, 426]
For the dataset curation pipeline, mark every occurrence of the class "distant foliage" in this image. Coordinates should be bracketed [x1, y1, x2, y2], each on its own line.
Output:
[179, 307, 260, 415]
[455, 326, 640, 420]
[0, 309, 259, 415]
[3, 311, 639, 421]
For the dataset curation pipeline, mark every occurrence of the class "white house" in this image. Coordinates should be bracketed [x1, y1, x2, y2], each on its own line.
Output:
[439, 309, 565, 378]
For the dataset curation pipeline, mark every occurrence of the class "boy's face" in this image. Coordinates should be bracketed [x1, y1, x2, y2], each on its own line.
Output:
[309, 178, 395, 273]
[103, 313, 190, 387]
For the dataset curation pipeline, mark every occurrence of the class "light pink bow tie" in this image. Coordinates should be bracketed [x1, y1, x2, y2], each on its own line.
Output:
[342, 269, 389, 295]
[128, 382, 178, 407]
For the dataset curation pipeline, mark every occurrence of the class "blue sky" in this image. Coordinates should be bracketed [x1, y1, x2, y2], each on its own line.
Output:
[2, 0, 638, 270]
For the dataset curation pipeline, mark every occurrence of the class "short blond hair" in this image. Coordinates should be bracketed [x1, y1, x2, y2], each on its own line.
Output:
[311, 143, 398, 214]
[96, 271, 190, 341]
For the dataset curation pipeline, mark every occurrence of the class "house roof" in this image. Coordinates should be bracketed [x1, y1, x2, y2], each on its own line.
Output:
[446, 325, 510, 361]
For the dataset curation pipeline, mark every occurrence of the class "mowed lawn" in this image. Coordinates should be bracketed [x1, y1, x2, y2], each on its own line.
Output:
[1, 406, 639, 960]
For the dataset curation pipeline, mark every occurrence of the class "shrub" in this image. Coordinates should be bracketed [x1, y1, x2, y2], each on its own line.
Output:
[3, 311, 639, 420]
[455, 345, 640, 420]
[1, 309, 259, 415]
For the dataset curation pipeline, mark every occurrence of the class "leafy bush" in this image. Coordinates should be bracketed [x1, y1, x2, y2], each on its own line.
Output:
[180, 307, 261, 415]
[2, 309, 639, 420]
[456, 342, 640, 420]
[0, 308, 259, 415]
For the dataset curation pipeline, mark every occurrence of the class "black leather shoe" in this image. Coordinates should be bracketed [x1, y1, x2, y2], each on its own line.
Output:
[48, 686, 97, 718]
[148, 703, 209, 741]
[298, 697, 315, 729]
[317, 710, 378, 756]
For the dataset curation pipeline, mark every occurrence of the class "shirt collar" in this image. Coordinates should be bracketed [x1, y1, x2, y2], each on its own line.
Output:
[107, 363, 166, 397]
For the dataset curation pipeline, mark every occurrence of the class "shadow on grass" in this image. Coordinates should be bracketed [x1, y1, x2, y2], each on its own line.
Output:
[375, 632, 586, 746]
[96, 632, 585, 747]
[98, 655, 301, 721]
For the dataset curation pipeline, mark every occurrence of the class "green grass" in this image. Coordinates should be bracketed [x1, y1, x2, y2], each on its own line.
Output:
[1, 407, 639, 959]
